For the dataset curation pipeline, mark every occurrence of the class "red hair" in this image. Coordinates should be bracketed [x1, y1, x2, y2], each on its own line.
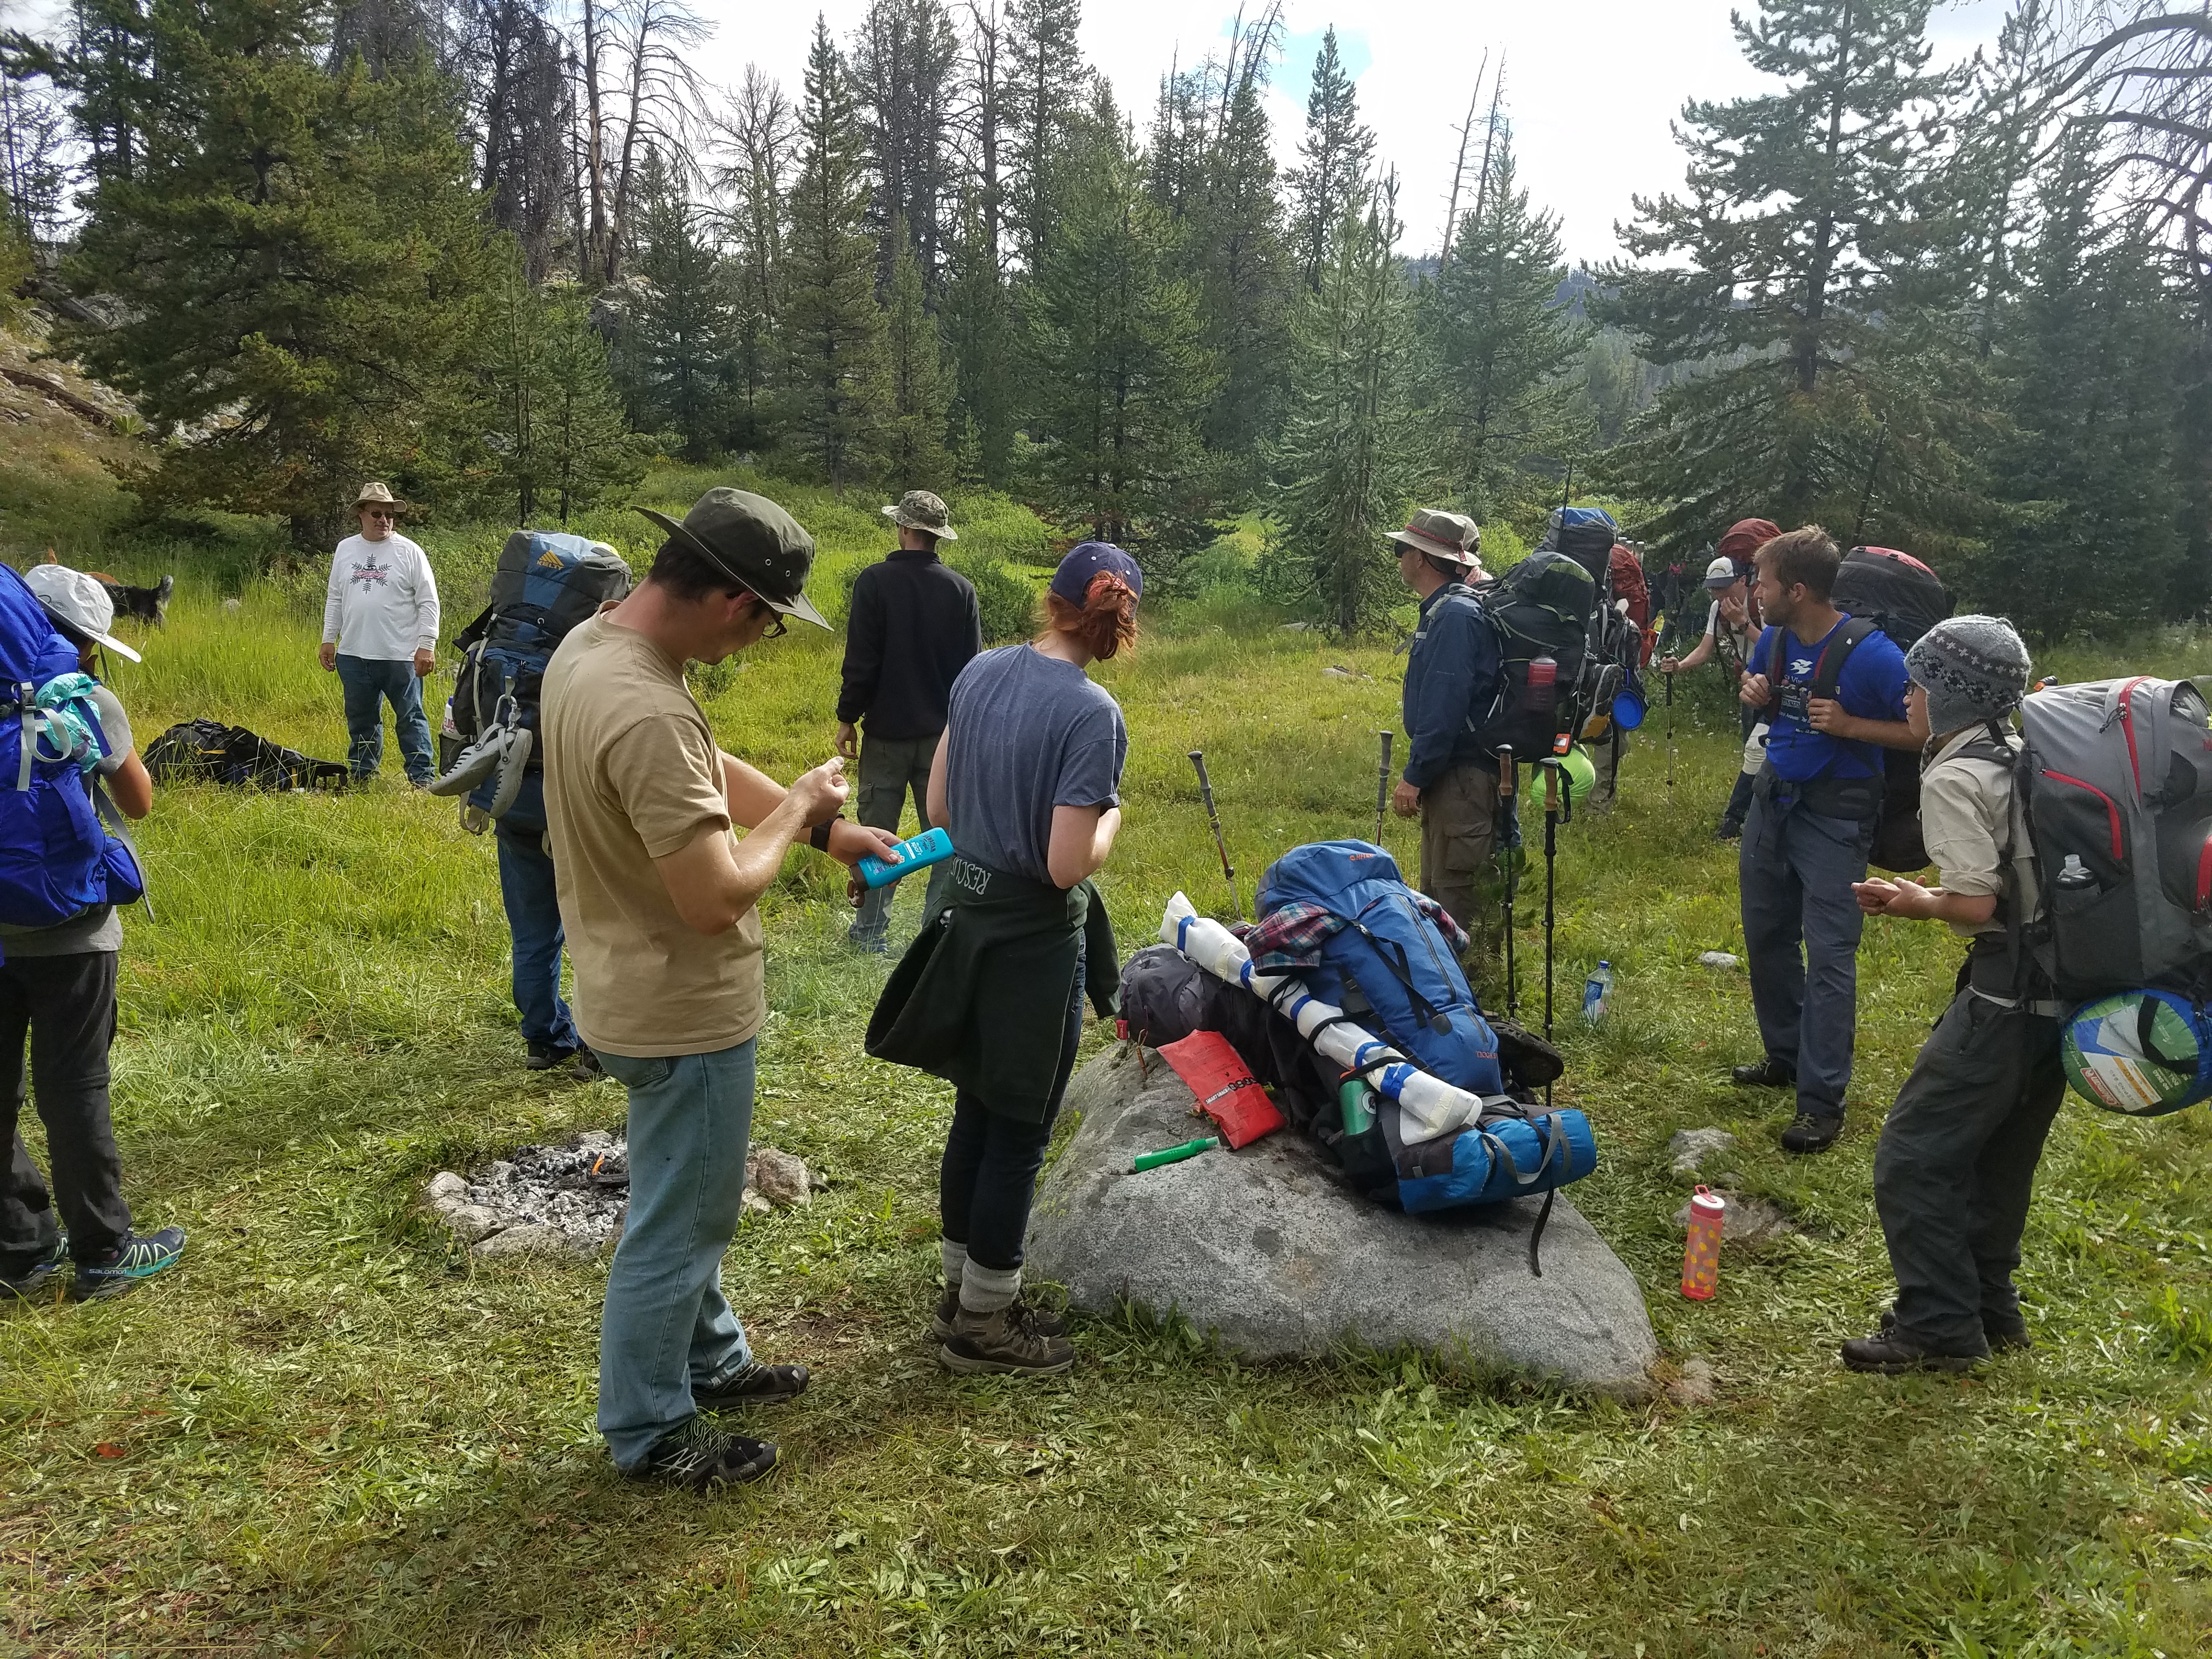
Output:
[1040, 571, 1139, 660]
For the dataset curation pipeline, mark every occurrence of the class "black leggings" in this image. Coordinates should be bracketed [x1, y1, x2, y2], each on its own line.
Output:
[939, 950, 1086, 1272]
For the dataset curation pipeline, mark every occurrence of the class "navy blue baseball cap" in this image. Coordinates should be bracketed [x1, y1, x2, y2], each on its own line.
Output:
[1051, 541, 1143, 605]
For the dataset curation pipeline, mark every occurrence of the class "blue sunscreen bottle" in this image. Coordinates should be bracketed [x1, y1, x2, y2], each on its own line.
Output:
[856, 825, 956, 890]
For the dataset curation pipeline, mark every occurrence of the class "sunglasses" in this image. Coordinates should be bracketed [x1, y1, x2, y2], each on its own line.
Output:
[364, 509, 397, 521]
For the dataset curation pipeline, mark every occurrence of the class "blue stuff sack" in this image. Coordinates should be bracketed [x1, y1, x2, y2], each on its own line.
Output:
[1390, 1104, 1599, 1214]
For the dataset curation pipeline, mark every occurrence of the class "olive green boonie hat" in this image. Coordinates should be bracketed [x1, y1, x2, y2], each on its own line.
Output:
[635, 488, 827, 629]
[881, 489, 957, 541]
[1389, 507, 1482, 572]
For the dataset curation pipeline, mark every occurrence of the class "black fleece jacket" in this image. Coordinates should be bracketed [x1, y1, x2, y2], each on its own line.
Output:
[836, 548, 983, 740]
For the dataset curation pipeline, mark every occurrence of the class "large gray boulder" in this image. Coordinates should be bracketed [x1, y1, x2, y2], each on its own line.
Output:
[1026, 1043, 1657, 1395]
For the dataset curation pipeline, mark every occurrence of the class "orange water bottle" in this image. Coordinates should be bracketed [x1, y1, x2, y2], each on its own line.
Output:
[1681, 1186, 1725, 1300]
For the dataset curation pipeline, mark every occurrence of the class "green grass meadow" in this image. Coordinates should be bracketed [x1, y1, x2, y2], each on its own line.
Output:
[3, 471, 2211, 1655]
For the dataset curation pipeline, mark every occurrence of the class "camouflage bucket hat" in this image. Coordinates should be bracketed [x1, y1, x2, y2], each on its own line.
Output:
[881, 490, 957, 541]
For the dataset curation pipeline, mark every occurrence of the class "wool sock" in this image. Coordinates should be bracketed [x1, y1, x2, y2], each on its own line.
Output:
[958, 1259, 1020, 1314]
[939, 1238, 967, 1290]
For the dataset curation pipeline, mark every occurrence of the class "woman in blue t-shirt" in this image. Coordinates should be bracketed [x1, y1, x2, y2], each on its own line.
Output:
[871, 543, 1137, 1378]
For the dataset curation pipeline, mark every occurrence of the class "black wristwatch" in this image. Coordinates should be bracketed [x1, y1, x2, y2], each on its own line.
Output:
[809, 819, 836, 853]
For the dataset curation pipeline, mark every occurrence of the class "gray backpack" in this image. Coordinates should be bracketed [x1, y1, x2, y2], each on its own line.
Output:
[2019, 676, 2212, 1000]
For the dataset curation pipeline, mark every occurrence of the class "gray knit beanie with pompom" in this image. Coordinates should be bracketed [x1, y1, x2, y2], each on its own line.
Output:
[1904, 615, 2032, 738]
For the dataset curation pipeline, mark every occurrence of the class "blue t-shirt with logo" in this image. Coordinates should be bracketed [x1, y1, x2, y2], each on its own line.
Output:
[1754, 615, 1908, 782]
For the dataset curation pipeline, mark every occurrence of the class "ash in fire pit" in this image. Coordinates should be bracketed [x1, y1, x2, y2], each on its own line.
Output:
[424, 1130, 821, 1259]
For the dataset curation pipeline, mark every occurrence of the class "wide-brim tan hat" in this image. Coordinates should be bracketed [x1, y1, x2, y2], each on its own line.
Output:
[1388, 507, 1483, 569]
[881, 490, 957, 541]
[353, 481, 413, 513]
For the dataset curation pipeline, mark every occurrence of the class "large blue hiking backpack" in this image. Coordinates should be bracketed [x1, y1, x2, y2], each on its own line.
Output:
[0, 562, 145, 933]
[1253, 842, 1596, 1255]
[446, 531, 631, 830]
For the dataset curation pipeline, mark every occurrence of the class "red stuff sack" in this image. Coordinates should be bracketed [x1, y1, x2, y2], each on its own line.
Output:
[1158, 1030, 1284, 1149]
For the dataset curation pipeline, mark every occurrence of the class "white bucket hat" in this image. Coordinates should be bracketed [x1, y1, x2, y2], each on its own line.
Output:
[26, 563, 142, 663]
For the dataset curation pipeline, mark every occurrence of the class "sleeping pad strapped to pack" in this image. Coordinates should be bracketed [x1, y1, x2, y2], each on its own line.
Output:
[1122, 843, 1596, 1234]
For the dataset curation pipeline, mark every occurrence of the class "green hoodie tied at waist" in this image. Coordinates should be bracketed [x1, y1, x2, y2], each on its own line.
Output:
[865, 856, 1120, 1124]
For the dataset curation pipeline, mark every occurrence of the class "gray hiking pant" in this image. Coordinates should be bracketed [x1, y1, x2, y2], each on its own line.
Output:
[1874, 983, 2065, 1355]
[850, 731, 952, 949]
[1740, 791, 1872, 1119]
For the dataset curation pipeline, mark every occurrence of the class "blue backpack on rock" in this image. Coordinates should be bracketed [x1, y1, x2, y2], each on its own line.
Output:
[1252, 842, 1597, 1265]
[0, 562, 144, 934]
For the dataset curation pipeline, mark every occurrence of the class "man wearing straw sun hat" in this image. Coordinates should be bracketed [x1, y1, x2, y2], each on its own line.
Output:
[319, 482, 441, 787]
[1386, 508, 1503, 956]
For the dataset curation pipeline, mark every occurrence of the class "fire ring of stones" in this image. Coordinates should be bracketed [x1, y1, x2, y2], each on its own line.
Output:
[423, 1130, 821, 1259]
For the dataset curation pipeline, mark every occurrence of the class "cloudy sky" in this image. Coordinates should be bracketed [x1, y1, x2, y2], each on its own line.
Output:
[693, 0, 2020, 263]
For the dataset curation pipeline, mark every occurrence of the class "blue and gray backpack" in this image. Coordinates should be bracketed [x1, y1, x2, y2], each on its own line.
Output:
[1254, 841, 1596, 1245]
[0, 562, 145, 939]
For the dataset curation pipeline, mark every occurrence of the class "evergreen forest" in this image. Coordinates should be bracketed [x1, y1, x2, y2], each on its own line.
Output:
[3, 0, 2209, 642]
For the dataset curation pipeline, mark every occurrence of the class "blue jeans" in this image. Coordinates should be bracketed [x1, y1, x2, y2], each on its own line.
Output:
[495, 823, 577, 1052]
[1740, 792, 1871, 1118]
[335, 653, 433, 783]
[595, 1040, 757, 1470]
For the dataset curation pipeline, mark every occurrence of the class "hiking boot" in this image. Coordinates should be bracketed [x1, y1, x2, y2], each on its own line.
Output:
[569, 1046, 605, 1082]
[1, 1234, 66, 1300]
[70, 1227, 186, 1302]
[525, 1039, 573, 1071]
[930, 1284, 1069, 1344]
[1840, 1328, 1983, 1375]
[1780, 1111, 1844, 1154]
[939, 1301, 1075, 1376]
[847, 931, 889, 957]
[1731, 1056, 1796, 1088]
[627, 1417, 778, 1489]
[1881, 1307, 2032, 1353]
[692, 1361, 810, 1411]
[1714, 817, 1743, 842]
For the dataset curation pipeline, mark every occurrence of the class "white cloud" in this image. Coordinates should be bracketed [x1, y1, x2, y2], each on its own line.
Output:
[690, 0, 2017, 262]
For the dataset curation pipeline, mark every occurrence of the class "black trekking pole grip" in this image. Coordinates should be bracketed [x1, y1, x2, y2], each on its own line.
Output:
[1189, 749, 1243, 922]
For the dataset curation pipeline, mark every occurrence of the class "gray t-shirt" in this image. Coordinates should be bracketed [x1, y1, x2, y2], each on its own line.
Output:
[945, 644, 1126, 887]
[0, 681, 133, 957]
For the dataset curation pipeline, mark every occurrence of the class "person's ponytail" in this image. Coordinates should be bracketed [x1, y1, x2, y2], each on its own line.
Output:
[1040, 571, 1139, 661]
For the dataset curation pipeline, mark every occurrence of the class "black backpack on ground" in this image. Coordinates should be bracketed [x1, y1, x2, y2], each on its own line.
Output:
[1465, 552, 1595, 763]
[145, 719, 349, 791]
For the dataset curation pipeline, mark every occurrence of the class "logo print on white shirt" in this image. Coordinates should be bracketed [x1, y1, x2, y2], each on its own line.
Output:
[349, 555, 391, 591]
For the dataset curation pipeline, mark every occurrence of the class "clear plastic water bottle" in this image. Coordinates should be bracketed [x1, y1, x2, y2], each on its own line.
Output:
[1582, 961, 1614, 1025]
[2055, 853, 2095, 891]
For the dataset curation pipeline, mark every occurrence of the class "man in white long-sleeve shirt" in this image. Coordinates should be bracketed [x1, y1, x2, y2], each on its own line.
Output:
[319, 482, 441, 786]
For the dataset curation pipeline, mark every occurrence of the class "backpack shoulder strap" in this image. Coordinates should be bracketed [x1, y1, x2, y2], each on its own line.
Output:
[1809, 616, 1880, 703]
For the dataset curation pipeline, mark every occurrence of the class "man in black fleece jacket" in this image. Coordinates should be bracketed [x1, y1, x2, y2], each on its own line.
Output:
[837, 490, 982, 951]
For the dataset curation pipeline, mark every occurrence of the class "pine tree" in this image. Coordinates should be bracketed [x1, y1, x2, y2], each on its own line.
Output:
[1029, 91, 1217, 556]
[50, 1, 498, 545]
[1981, 133, 2187, 638]
[1003, 0, 1082, 275]
[721, 65, 792, 455]
[1187, 21, 1293, 476]
[1420, 129, 1582, 519]
[1597, 0, 1967, 550]
[881, 219, 957, 489]
[854, 0, 958, 290]
[781, 14, 888, 486]
[483, 253, 648, 523]
[622, 148, 737, 460]
[1276, 178, 1426, 634]
[1285, 27, 1373, 296]
[939, 188, 1015, 484]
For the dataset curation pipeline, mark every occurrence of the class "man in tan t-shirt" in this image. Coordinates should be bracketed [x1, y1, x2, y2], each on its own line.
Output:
[541, 488, 897, 1491]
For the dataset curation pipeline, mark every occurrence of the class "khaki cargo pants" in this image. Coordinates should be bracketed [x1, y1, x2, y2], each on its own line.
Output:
[1418, 761, 1503, 964]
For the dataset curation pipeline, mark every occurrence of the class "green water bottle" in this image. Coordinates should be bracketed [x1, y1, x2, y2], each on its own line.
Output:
[1338, 1077, 1377, 1135]
[1132, 1136, 1219, 1172]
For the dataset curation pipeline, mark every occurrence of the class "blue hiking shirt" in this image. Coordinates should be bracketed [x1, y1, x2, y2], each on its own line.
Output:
[1756, 614, 1909, 782]
[1402, 585, 1504, 789]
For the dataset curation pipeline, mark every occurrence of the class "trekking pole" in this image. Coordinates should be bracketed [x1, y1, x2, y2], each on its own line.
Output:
[1188, 749, 1243, 921]
[1665, 663, 1676, 798]
[1374, 730, 1393, 846]
[1496, 744, 1517, 1019]
[1538, 754, 1565, 1110]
